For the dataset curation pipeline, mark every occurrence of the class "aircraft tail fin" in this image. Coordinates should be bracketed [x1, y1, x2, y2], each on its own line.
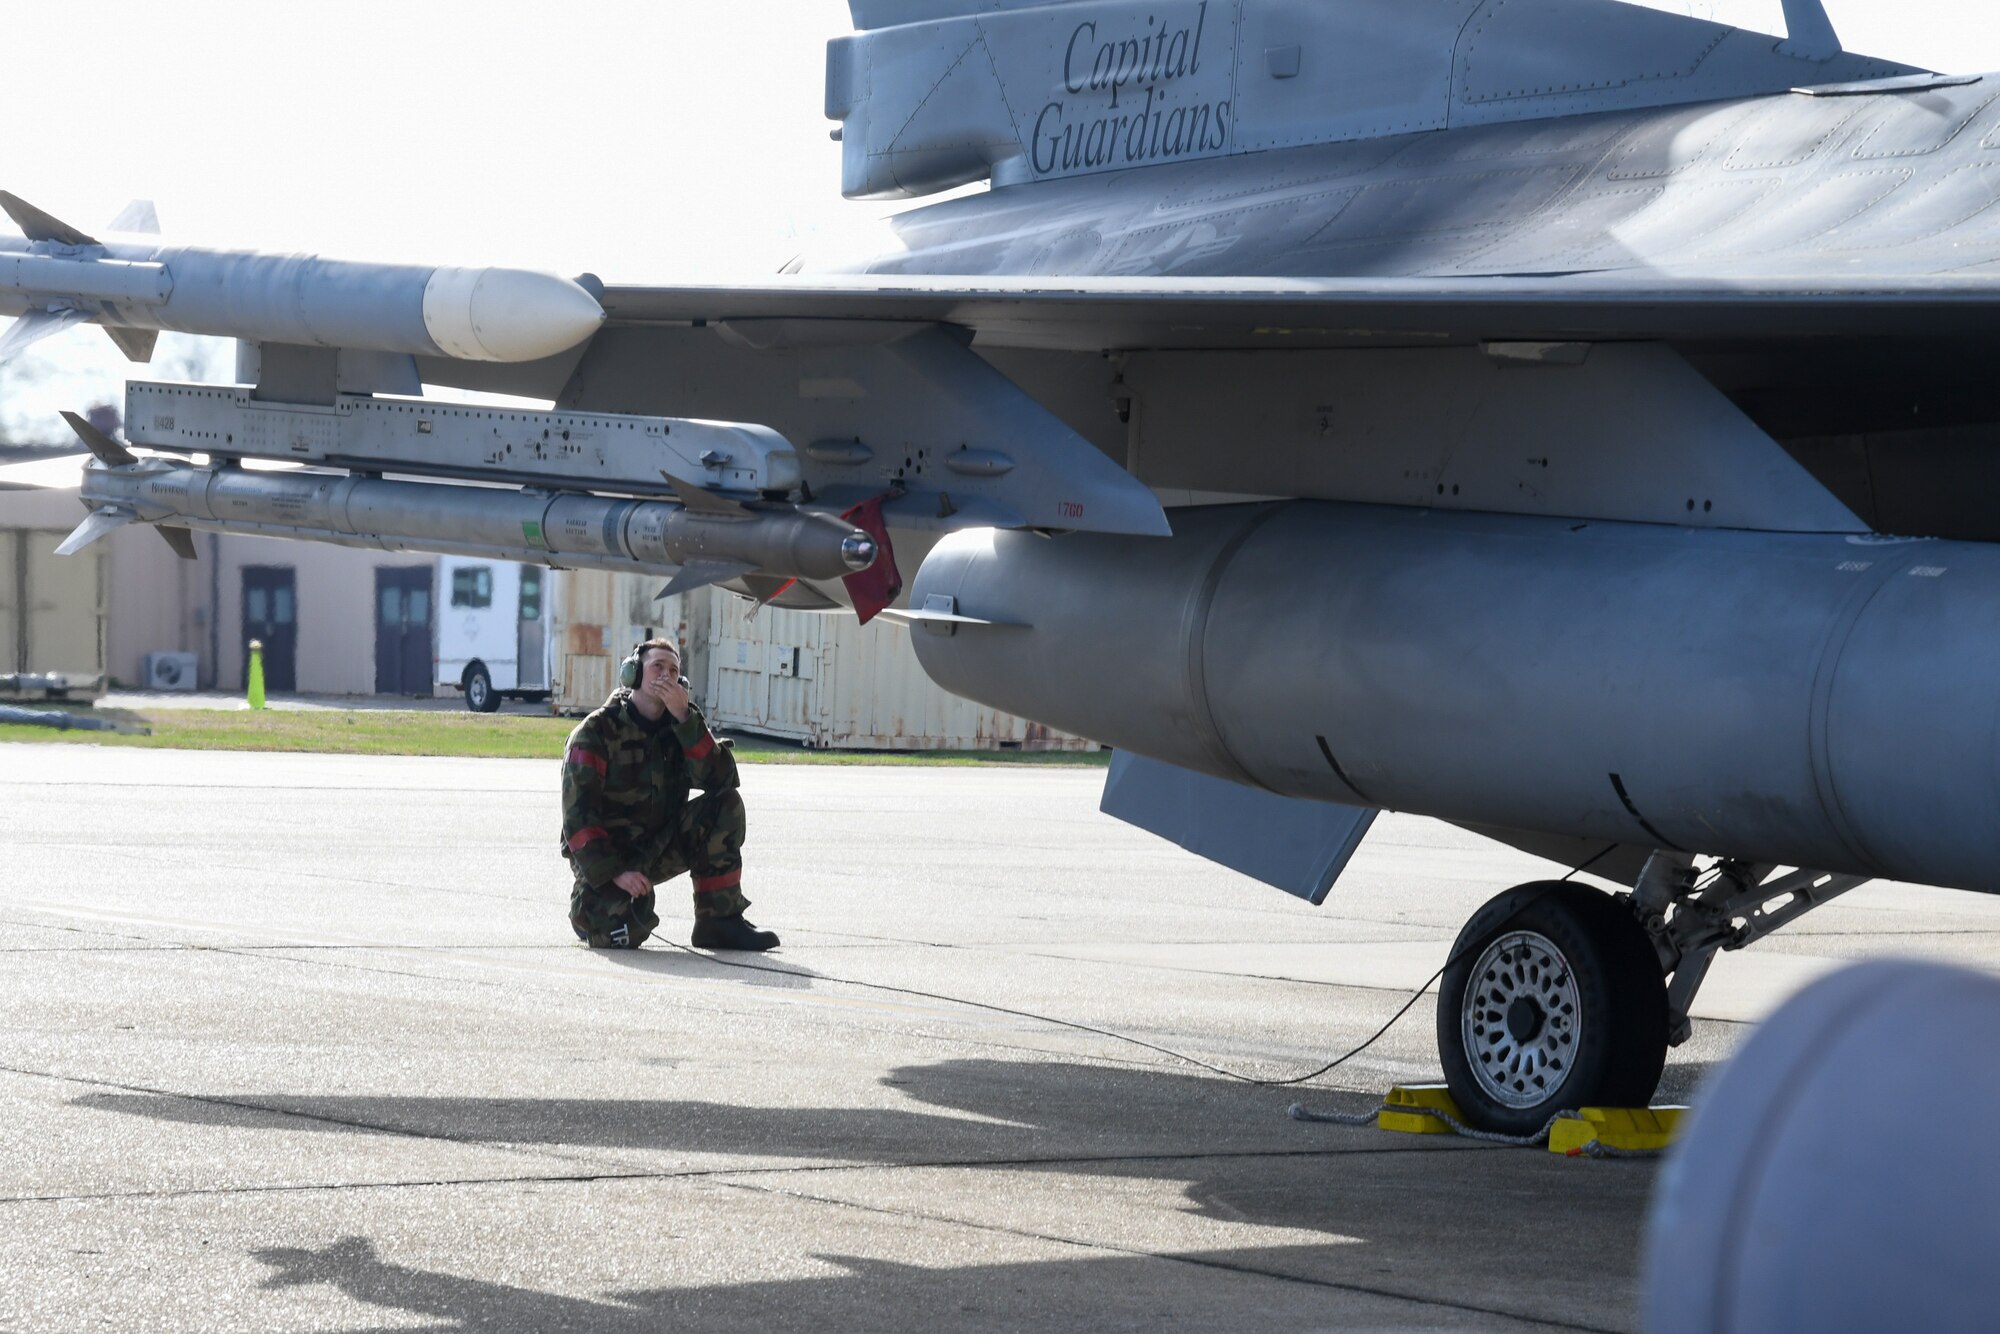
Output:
[828, 0, 1915, 200]
[1780, 0, 1841, 61]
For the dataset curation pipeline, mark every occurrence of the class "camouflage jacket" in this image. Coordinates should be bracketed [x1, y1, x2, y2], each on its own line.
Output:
[560, 690, 738, 887]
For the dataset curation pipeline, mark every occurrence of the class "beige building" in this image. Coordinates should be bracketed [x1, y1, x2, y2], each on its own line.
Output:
[0, 458, 437, 696]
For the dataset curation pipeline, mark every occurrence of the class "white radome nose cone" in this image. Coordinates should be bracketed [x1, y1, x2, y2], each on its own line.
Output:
[421, 265, 604, 362]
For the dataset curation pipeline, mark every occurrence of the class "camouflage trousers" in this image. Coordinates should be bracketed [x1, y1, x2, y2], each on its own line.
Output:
[569, 789, 749, 949]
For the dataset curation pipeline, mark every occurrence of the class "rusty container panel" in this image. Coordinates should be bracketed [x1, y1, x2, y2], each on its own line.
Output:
[563, 653, 612, 708]
[694, 585, 1094, 751]
[552, 567, 707, 712]
[819, 614, 1095, 750]
[551, 567, 615, 712]
[560, 569, 1094, 749]
[704, 593, 804, 741]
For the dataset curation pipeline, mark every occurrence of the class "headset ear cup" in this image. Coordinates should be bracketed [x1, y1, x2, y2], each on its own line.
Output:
[619, 653, 639, 690]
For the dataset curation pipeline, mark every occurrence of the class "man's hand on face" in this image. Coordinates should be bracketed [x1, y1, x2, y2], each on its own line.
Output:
[646, 672, 692, 722]
[638, 650, 693, 722]
[613, 870, 651, 898]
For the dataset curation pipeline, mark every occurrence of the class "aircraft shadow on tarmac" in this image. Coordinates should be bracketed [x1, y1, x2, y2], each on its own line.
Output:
[249, 1231, 1527, 1333]
[75, 1051, 1720, 1327]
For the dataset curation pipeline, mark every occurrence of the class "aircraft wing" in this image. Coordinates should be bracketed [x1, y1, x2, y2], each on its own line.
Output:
[596, 269, 2000, 351]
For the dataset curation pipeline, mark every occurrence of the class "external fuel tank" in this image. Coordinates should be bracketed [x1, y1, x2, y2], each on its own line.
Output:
[911, 503, 2000, 892]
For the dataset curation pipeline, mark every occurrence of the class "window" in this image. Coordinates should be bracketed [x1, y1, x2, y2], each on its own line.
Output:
[520, 569, 541, 621]
[451, 566, 493, 609]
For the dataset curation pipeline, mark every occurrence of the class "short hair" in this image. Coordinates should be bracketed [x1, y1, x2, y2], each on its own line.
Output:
[634, 638, 680, 670]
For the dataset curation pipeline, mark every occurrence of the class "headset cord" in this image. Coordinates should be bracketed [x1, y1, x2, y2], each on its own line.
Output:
[656, 853, 1616, 1089]
[663, 934, 1449, 1088]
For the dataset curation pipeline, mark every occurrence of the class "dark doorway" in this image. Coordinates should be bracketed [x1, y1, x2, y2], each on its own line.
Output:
[374, 566, 433, 695]
[240, 566, 298, 693]
[517, 566, 547, 690]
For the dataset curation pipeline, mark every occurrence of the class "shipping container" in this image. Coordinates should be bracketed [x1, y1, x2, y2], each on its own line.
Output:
[550, 568, 705, 715]
[551, 566, 1092, 750]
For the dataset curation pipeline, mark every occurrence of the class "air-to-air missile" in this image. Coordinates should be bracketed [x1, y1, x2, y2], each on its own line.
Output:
[58, 410, 876, 598]
[3, 191, 878, 598]
[0, 191, 601, 363]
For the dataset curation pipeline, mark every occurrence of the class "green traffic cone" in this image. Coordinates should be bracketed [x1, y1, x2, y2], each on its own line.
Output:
[247, 639, 266, 710]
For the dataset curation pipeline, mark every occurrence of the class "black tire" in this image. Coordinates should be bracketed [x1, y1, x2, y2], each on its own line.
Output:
[1437, 881, 1668, 1136]
[463, 664, 499, 713]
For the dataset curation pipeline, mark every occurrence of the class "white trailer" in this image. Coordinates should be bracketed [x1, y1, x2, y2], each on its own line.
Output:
[435, 555, 552, 711]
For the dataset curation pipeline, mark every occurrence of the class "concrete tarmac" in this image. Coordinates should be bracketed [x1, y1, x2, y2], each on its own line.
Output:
[6, 744, 1999, 1331]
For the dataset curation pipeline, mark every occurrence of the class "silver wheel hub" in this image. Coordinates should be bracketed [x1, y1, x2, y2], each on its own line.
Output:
[1462, 930, 1581, 1109]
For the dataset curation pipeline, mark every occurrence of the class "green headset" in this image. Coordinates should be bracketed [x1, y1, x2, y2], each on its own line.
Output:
[619, 643, 687, 691]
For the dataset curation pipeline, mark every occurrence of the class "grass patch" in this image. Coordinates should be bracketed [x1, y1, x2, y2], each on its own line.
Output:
[0, 706, 1109, 766]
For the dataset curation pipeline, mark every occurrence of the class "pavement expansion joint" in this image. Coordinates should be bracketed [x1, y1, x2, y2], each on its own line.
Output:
[0, 945, 186, 954]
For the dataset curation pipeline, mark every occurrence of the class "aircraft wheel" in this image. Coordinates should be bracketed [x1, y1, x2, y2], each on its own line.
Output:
[464, 664, 499, 713]
[1438, 881, 1667, 1137]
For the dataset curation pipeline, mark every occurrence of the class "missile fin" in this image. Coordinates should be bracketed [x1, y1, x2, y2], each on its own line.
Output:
[0, 308, 88, 366]
[107, 199, 160, 234]
[59, 410, 137, 466]
[661, 472, 753, 517]
[658, 558, 756, 600]
[156, 524, 198, 561]
[55, 507, 135, 556]
[0, 191, 100, 247]
[103, 325, 157, 364]
[738, 574, 800, 610]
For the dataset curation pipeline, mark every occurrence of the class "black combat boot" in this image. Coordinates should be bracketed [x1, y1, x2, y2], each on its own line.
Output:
[690, 914, 780, 951]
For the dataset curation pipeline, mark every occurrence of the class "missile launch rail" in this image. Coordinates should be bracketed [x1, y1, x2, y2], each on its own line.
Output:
[57, 383, 879, 602]
[124, 381, 802, 500]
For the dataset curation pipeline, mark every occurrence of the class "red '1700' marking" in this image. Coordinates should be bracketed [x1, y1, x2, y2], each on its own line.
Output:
[1058, 501, 1086, 519]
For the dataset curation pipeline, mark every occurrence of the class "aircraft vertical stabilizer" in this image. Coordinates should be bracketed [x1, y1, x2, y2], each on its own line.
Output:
[827, 0, 1917, 199]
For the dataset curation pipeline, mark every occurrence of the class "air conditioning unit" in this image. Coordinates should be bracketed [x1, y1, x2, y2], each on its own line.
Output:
[143, 651, 198, 691]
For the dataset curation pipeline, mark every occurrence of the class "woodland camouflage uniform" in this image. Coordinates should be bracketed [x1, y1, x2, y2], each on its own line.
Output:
[560, 688, 748, 948]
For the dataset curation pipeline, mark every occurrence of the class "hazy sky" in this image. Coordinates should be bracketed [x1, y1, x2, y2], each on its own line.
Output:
[3, 0, 1997, 437]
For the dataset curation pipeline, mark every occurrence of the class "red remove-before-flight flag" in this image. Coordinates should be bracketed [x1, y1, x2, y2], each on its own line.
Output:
[840, 494, 902, 625]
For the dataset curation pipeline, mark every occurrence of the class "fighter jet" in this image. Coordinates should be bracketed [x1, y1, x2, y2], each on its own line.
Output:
[11, 0, 2000, 1132]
